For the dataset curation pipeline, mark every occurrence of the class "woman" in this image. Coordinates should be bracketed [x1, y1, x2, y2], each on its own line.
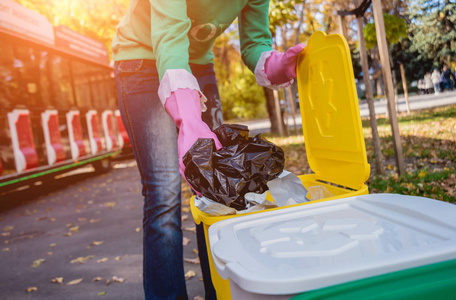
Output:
[112, 1, 304, 299]
[431, 68, 441, 94]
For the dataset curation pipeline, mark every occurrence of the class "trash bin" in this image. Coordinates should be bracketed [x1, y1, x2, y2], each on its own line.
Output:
[190, 30, 371, 299]
[208, 194, 456, 299]
[190, 30, 373, 299]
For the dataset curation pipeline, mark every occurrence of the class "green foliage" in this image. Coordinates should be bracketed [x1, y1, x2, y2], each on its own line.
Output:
[408, 0, 456, 66]
[218, 64, 267, 121]
[363, 13, 408, 49]
[269, 0, 303, 38]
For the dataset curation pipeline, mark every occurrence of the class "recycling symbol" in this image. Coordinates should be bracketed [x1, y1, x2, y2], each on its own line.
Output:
[253, 218, 383, 258]
[308, 59, 337, 137]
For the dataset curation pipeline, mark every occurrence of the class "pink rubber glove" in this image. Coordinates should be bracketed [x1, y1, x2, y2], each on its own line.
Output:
[165, 88, 223, 180]
[264, 44, 305, 85]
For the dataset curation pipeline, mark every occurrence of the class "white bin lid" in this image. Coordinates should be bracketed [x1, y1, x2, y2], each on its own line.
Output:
[208, 194, 456, 295]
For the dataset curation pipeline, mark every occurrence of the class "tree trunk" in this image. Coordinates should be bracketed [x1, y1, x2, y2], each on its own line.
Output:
[372, 0, 405, 176]
[263, 87, 284, 134]
[355, 0, 385, 175]
[399, 62, 410, 114]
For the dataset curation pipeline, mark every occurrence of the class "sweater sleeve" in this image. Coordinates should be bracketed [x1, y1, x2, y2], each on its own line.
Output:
[150, 0, 192, 81]
[238, 0, 273, 73]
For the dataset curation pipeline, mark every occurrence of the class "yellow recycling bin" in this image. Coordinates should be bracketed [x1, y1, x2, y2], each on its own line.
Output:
[190, 31, 371, 299]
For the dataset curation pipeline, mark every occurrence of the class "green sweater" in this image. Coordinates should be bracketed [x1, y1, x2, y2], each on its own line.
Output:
[112, 0, 272, 80]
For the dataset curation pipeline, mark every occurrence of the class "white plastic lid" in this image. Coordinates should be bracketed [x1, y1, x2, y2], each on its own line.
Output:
[209, 194, 456, 295]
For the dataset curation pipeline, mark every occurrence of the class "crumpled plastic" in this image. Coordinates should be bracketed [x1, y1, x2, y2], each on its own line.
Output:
[194, 170, 311, 216]
[183, 124, 285, 210]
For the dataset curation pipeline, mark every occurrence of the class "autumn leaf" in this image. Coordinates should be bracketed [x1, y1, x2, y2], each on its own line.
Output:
[185, 270, 196, 280]
[66, 278, 83, 285]
[70, 255, 94, 264]
[31, 258, 45, 268]
[49, 243, 57, 247]
[97, 258, 108, 263]
[93, 277, 102, 282]
[112, 276, 125, 283]
[3, 226, 13, 232]
[181, 214, 189, 221]
[92, 241, 104, 246]
[26, 287, 38, 292]
[98, 291, 106, 296]
[135, 227, 141, 232]
[184, 257, 200, 264]
[192, 248, 198, 255]
[69, 226, 79, 233]
[183, 226, 196, 233]
[51, 277, 64, 284]
[90, 219, 101, 223]
[115, 256, 122, 261]
[182, 207, 190, 213]
[183, 237, 191, 246]
[3, 248, 10, 252]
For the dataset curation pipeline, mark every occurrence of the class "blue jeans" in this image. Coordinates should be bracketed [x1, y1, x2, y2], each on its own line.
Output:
[114, 59, 221, 300]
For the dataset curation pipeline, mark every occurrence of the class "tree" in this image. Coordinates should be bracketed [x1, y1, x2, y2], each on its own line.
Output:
[14, 0, 129, 58]
[408, 0, 456, 66]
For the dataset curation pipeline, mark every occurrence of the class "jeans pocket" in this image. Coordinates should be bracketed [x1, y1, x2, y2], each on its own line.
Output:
[117, 59, 144, 73]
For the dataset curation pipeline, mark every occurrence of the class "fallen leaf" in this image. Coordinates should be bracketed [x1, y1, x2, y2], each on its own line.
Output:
[49, 243, 57, 247]
[1, 232, 10, 237]
[70, 255, 94, 264]
[135, 227, 141, 232]
[3, 248, 10, 252]
[92, 241, 104, 246]
[97, 258, 108, 263]
[64, 232, 73, 237]
[105, 279, 111, 286]
[90, 219, 101, 223]
[69, 226, 79, 233]
[183, 226, 196, 233]
[47, 252, 53, 256]
[112, 276, 125, 283]
[93, 277, 102, 282]
[98, 291, 106, 296]
[183, 237, 191, 246]
[35, 216, 47, 221]
[185, 270, 196, 280]
[104, 202, 116, 209]
[49, 218, 57, 222]
[51, 277, 64, 284]
[78, 218, 87, 222]
[3, 226, 13, 232]
[31, 258, 45, 268]
[182, 207, 190, 213]
[66, 223, 74, 228]
[184, 257, 200, 264]
[181, 214, 189, 221]
[26, 287, 38, 292]
[115, 256, 122, 261]
[192, 248, 199, 255]
[66, 278, 83, 285]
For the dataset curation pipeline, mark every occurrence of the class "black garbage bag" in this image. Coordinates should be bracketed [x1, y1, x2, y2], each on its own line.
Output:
[183, 124, 285, 210]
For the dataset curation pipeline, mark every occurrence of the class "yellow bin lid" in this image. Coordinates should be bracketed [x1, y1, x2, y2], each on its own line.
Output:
[296, 31, 370, 190]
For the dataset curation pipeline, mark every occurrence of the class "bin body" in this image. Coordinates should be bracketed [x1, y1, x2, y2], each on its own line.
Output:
[207, 194, 456, 299]
[190, 174, 369, 299]
[291, 258, 456, 300]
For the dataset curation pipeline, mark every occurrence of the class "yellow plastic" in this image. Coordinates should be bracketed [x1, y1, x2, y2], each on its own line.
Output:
[297, 31, 370, 189]
[190, 31, 370, 300]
